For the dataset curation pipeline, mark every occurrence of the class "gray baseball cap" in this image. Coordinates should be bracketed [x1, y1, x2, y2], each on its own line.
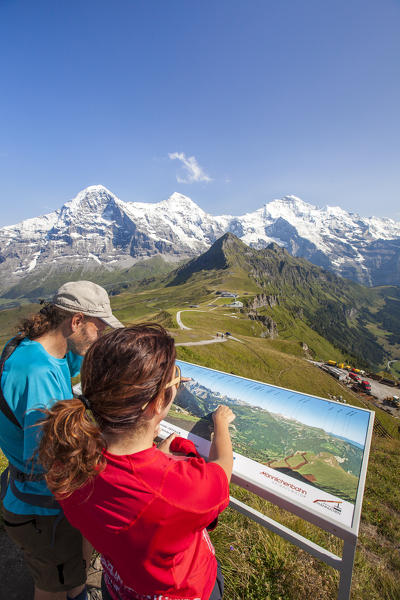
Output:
[52, 281, 123, 329]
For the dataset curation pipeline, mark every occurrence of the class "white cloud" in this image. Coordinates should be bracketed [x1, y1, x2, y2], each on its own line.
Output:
[168, 152, 212, 184]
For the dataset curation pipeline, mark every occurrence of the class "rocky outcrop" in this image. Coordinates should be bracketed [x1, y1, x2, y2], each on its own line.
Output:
[247, 293, 280, 310]
[248, 312, 278, 338]
[301, 342, 314, 358]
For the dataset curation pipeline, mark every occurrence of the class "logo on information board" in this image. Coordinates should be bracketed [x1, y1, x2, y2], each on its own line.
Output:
[260, 471, 307, 496]
[313, 499, 343, 514]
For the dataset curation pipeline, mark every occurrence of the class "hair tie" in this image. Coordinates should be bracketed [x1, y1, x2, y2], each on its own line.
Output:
[39, 301, 54, 316]
[78, 394, 91, 410]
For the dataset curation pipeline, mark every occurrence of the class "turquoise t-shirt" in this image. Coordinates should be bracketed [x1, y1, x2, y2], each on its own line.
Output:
[0, 338, 83, 515]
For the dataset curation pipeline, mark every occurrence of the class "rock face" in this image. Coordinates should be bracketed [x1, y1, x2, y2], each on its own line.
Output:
[247, 294, 280, 310]
[248, 313, 278, 338]
[1, 185, 400, 296]
[245, 294, 280, 338]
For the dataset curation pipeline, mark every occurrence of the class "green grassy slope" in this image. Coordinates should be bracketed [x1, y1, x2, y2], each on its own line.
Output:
[1, 255, 177, 301]
[164, 233, 400, 371]
[0, 302, 39, 348]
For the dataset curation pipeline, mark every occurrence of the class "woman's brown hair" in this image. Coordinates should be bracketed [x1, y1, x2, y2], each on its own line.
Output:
[39, 324, 176, 499]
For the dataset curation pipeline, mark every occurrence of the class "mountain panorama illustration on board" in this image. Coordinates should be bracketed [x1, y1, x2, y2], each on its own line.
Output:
[167, 361, 371, 506]
[1, 185, 400, 297]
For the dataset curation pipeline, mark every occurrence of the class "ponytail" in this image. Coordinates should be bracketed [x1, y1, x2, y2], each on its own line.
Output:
[38, 398, 106, 499]
[19, 303, 72, 340]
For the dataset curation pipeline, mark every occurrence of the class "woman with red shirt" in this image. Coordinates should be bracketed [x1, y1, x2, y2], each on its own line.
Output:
[39, 324, 235, 600]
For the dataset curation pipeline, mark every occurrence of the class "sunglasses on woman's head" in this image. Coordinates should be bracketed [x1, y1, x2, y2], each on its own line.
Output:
[165, 365, 182, 390]
[141, 366, 183, 411]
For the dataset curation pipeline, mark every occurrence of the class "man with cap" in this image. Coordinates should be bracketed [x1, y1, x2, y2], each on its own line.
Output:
[0, 281, 123, 600]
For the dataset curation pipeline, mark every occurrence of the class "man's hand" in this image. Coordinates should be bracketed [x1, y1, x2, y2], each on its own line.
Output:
[158, 433, 177, 454]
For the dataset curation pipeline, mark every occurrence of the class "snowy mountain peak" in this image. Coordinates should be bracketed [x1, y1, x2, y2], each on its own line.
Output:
[325, 205, 350, 218]
[64, 185, 120, 214]
[282, 194, 305, 204]
[80, 184, 114, 195]
[264, 195, 317, 222]
[159, 192, 206, 215]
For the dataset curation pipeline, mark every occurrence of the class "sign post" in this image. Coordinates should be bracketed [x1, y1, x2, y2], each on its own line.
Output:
[159, 360, 375, 600]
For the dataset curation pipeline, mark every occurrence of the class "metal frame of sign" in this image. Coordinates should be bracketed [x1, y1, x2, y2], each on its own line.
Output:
[158, 359, 375, 600]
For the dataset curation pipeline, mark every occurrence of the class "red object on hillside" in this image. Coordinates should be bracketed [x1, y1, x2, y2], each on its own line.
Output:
[349, 372, 361, 382]
[360, 380, 372, 392]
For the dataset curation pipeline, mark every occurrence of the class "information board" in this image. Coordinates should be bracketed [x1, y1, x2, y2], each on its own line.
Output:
[160, 360, 374, 532]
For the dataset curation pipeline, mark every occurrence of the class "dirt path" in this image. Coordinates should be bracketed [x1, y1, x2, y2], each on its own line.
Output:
[0, 529, 33, 600]
[176, 310, 194, 330]
[176, 337, 229, 347]
[175, 309, 243, 345]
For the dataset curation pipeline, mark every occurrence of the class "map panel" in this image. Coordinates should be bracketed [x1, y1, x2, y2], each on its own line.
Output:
[160, 360, 373, 529]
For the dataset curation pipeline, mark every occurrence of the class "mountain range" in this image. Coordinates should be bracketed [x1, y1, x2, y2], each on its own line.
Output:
[1, 185, 400, 298]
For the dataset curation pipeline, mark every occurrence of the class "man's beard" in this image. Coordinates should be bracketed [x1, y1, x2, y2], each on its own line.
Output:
[67, 326, 95, 356]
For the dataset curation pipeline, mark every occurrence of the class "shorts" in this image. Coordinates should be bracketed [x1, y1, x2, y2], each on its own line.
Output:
[208, 561, 224, 600]
[2, 506, 86, 592]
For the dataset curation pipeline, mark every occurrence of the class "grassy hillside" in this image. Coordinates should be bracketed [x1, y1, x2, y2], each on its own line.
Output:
[166, 236, 396, 371]
[0, 302, 39, 348]
[1, 255, 177, 302]
[210, 435, 400, 600]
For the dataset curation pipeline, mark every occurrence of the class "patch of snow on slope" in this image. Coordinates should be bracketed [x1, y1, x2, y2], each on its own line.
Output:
[26, 252, 41, 272]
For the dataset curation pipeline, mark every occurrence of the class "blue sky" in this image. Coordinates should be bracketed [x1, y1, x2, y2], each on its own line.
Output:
[1, 0, 399, 226]
[177, 360, 371, 447]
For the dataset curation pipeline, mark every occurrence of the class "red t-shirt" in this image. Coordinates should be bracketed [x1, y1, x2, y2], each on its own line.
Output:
[60, 446, 229, 600]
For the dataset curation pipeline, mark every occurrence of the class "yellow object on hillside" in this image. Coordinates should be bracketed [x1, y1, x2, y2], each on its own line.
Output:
[327, 360, 337, 366]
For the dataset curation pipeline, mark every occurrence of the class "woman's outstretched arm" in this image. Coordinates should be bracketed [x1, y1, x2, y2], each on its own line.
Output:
[208, 405, 235, 481]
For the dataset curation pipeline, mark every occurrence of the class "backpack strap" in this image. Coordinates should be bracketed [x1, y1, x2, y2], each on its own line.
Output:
[1, 464, 60, 510]
[0, 336, 24, 429]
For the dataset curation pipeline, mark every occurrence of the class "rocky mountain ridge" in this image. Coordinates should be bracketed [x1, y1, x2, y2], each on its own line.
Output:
[168, 232, 400, 368]
[1, 184, 400, 296]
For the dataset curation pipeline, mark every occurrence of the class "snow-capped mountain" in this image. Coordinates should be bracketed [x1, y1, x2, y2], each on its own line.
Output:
[1, 185, 400, 296]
